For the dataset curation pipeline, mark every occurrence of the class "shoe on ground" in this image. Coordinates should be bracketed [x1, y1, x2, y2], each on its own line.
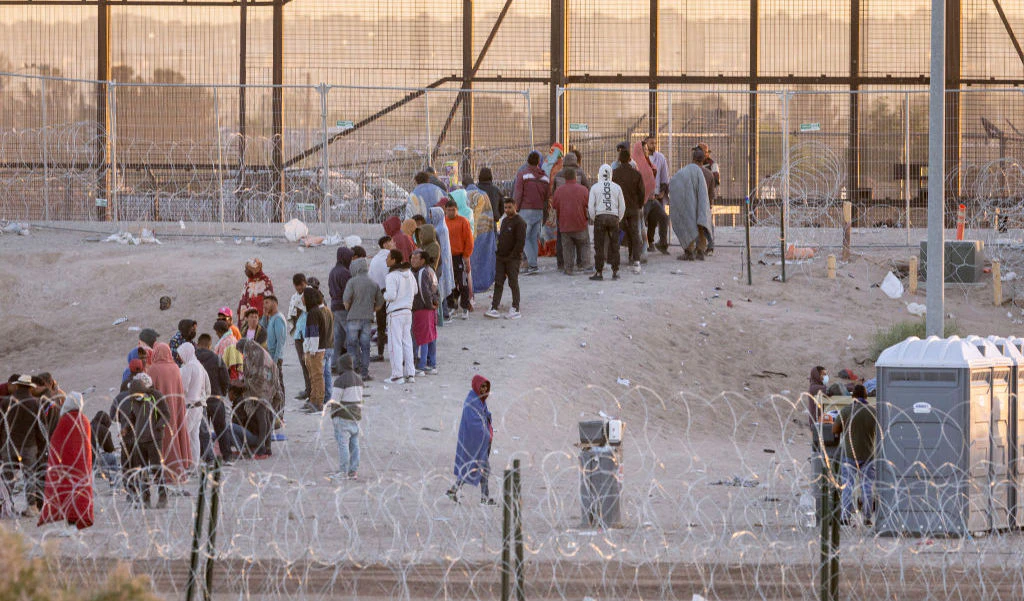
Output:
[21, 505, 40, 518]
[384, 377, 405, 385]
[300, 403, 319, 413]
[446, 488, 459, 504]
[154, 496, 169, 510]
[656, 243, 670, 255]
[459, 309, 469, 320]
[705, 248, 715, 256]
[527, 266, 539, 275]
[362, 374, 373, 381]
[270, 433, 287, 441]
[347, 471, 358, 480]
[633, 261, 641, 274]
[405, 376, 416, 384]
[695, 250, 706, 261]
[506, 308, 521, 320]
[427, 367, 439, 375]
[589, 272, 604, 281]
[481, 497, 498, 506]
[485, 308, 501, 319]
[415, 370, 427, 377]
[612, 272, 620, 280]
[639, 257, 648, 265]
[679, 251, 694, 261]
[370, 355, 385, 363]
[294, 391, 310, 400]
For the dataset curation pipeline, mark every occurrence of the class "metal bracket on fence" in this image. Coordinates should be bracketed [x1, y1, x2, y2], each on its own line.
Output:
[818, 457, 840, 601]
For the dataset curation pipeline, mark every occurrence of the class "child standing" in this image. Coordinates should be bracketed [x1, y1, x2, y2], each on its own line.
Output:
[330, 354, 364, 479]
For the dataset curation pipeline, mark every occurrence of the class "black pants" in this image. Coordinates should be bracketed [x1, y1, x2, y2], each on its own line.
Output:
[12, 443, 45, 510]
[235, 401, 273, 456]
[447, 255, 472, 311]
[294, 339, 310, 396]
[206, 396, 234, 459]
[492, 258, 521, 311]
[643, 199, 668, 247]
[128, 440, 165, 504]
[375, 304, 388, 357]
[275, 359, 285, 410]
[593, 214, 621, 274]
[620, 211, 642, 263]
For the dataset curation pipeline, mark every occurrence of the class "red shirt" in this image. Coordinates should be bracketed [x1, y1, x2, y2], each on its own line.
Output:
[552, 180, 590, 233]
[445, 214, 475, 258]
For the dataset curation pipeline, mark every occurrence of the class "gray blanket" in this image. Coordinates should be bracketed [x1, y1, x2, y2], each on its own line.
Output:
[669, 164, 711, 249]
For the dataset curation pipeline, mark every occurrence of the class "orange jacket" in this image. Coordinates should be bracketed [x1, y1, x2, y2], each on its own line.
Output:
[445, 214, 475, 258]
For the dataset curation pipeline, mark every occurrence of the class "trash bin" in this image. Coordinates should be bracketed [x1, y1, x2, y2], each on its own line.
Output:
[579, 419, 623, 528]
[875, 335, 1010, 536]
[987, 335, 1024, 528]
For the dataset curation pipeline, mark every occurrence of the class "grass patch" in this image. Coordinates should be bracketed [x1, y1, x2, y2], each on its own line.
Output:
[869, 319, 961, 361]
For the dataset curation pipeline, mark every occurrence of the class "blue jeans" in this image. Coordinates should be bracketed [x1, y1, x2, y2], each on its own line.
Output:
[520, 208, 543, 269]
[345, 319, 373, 377]
[417, 341, 436, 370]
[230, 423, 260, 451]
[332, 310, 347, 370]
[323, 348, 334, 402]
[332, 417, 360, 475]
[841, 458, 875, 521]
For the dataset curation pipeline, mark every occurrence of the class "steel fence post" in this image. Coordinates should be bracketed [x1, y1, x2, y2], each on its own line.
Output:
[904, 92, 912, 245]
[214, 87, 225, 233]
[40, 76, 50, 222]
[319, 84, 329, 232]
[109, 82, 118, 223]
[525, 90, 535, 151]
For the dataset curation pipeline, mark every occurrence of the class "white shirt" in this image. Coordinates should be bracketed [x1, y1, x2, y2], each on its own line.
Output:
[383, 268, 418, 313]
[369, 249, 390, 290]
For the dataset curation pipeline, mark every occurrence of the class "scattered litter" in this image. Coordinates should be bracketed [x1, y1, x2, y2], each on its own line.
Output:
[159, 296, 172, 311]
[1, 221, 30, 236]
[103, 231, 140, 245]
[583, 597, 598, 601]
[323, 233, 343, 246]
[880, 271, 904, 299]
[785, 244, 816, 260]
[234, 237, 243, 245]
[112, 316, 128, 326]
[301, 236, 326, 247]
[420, 427, 440, 433]
[579, 341, 587, 348]
[178, 220, 186, 230]
[780, 389, 790, 395]
[726, 300, 734, 308]
[344, 234, 362, 248]
[710, 476, 759, 488]
[767, 300, 777, 306]
[762, 497, 781, 503]
[693, 595, 707, 601]
[616, 377, 631, 387]
[847, 334, 853, 341]
[127, 326, 140, 332]
[255, 238, 273, 247]
[699, 331, 710, 337]
[763, 448, 776, 454]
[71, 302, 79, 307]
[215, 239, 224, 245]
[508, 354, 516, 359]
[752, 370, 788, 378]
[284, 218, 309, 242]
[1003, 271, 1017, 282]
[907, 302, 927, 316]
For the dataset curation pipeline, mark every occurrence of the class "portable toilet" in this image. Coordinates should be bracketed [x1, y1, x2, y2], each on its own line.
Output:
[988, 335, 1024, 528]
[964, 336, 1013, 530]
[875, 336, 1004, 536]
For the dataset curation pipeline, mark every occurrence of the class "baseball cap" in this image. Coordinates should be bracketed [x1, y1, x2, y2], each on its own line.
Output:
[218, 306, 233, 318]
[13, 374, 34, 387]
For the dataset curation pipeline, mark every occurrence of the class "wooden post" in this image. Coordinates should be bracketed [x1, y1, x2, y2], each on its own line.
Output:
[994, 259, 1002, 306]
[841, 200, 852, 262]
[827, 254, 836, 279]
[908, 256, 919, 295]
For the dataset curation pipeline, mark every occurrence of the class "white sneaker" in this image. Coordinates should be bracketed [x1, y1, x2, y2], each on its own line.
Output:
[405, 376, 416, 384]
[384, 377, 405, 385]
[485, 308, 501, 319]
[427, 367, 439, 375]
[415, 370, 427, 377]
[633, 261, 641, 274]
[506, 308, 521, 320]
[459, 309, 469, 320]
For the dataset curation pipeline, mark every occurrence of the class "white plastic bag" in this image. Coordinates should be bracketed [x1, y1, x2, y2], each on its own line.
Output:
[880, 271, 904, 299]
[907, 302, 927, 316]
[344, 234, 362, 249]
[284, 218, 309, 242]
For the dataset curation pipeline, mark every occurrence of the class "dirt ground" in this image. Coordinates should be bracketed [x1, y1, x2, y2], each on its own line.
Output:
[1, 222, 1020, 597]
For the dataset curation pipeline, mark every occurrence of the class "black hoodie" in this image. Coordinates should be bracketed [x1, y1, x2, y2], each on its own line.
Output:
[329, 247, 355, 312]
[612, 162, 646, 213]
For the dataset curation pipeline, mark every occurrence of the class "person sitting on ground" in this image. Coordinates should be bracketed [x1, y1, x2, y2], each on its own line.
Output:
[329, 354, 364, 480]
[832, 384, 876, 526]
[38, 391, 94, 530]
[446, 375, 496, 505]
[239, 308, 268, 349]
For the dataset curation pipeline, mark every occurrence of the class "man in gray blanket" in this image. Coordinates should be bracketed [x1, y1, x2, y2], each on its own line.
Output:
[669, 146, 712, 261]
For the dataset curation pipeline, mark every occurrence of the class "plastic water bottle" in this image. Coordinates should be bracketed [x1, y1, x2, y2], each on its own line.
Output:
[799, 492, 816, 527]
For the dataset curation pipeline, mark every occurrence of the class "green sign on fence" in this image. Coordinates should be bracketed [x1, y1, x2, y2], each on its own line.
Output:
[799, 122, 821, 132]
[569, 123, 589, 132]
[336, 120, 355, 130]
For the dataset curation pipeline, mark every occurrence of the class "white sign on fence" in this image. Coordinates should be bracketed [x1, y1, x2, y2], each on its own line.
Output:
[569, 123, 589, 132]
[799, 122, 821, 132]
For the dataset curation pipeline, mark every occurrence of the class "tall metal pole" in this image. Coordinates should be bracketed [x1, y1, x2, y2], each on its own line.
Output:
[238, 0, 248, 185]
[748, 0, 760, 199]
[648, 0, 658, 139]
[904, 92, 911, 245]
[926, 0, 946, 337]
[550, 0, 566, 145]
[319, 84, 329, 233]
[848, 0, 861, 224]
[40, 77, 49, 222]
[214, 88, 225, 233]
[97, 0, 112, 221]
[271, 0, 285, 223]
[462, 0, 473, 176]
